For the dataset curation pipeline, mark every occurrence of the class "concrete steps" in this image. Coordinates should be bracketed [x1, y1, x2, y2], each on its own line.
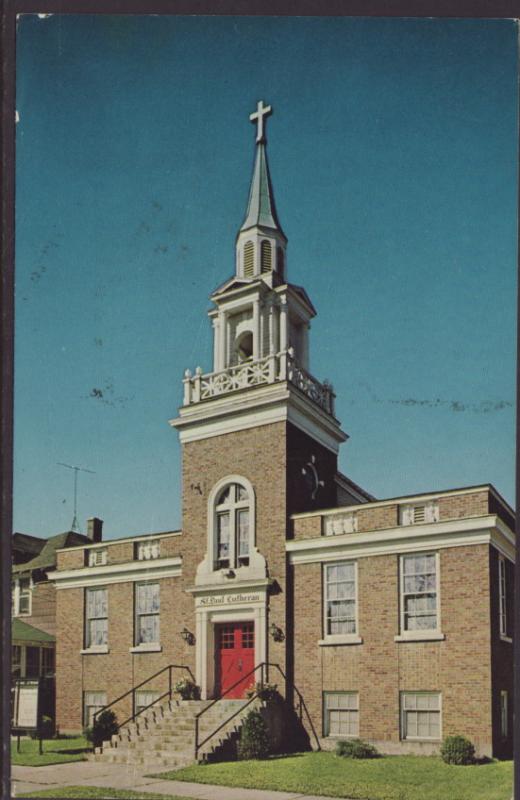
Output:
[89, 697, 260, 768]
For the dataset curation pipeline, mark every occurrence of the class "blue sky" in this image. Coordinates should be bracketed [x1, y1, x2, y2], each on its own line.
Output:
[14, 15, 517, 539]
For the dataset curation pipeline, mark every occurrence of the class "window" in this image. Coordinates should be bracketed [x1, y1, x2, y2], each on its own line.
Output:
[85, 587, 108, 649]
[83, 691, 107, 727]
[88, 548, 107, 567]
[213, 482, 252, 570]
[25, 646, 40, 677]
[323, 513, 357, 536]
[261, 240, 272, 273]
[401, 693, 441, 740]
[400, 554, 438, 633]
[136, 540, 160, 560]
[135, 583, 160, 645]
[324, 693, 359, 737]
[243, 241, 254, 277]
[277, 247, 285, 278]
[13, 576, 32, 616]
[500, 690, 508, 738]
[324, 562, 357, 636]
[135, 690, 160, 716]
[499, 555, 507, 637]
[399, 501, 439, 526]
[12, 645, 22, 678]
[41, 648, 55, 676]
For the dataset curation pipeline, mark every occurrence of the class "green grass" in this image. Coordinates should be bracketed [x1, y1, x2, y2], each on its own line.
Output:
[23, 788, 193, 799]
[11, 736, 90, 766]
[152, 751, 514, 800]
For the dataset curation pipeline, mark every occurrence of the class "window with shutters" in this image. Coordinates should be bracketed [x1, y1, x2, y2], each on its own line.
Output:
[261, 240, 272, 273]
[243, 241, 254, 277]
[401, 693, 441, 740]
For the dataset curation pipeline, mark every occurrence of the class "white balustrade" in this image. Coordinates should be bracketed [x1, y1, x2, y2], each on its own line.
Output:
[182, 351, 335, 416]
[323, 513, 358, 536]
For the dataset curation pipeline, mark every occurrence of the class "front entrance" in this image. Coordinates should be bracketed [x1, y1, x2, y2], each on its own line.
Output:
[215, 622, 255, 698]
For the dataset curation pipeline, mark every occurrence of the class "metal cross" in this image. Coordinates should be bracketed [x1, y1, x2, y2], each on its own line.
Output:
[249, 100, 272, 143]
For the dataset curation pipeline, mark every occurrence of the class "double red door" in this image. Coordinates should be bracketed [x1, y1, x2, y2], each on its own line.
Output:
[215, 622, 255, 698]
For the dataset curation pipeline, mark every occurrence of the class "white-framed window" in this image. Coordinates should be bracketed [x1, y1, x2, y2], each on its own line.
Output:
[324, 692, 359, 737]
[400, 553, 439, 633]
[88, 548, 107, 567]
[324, 562, 357, 636]
[136, 539, 161, 560]
[135, 690, 160, 716]
[13, 576, 32, 616]
[499, 555, 507, 637]
[85, 587, 108, 648]
[323, 513, 358, 536]
[399, 501, 439, 526]
[83, 691, 107, 728]
[135, 583, 160, 645]
[212, 481, 252, 570]
[500, 690, 508, 738]
[401, 692, 441, 740]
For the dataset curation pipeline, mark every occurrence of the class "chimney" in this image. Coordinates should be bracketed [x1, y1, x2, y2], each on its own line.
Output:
[86, 517, 103, 543]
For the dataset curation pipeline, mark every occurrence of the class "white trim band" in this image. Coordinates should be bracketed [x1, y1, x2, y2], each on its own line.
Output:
[49, 557, 182, 589]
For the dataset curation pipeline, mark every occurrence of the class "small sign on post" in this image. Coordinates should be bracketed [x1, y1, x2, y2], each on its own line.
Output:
[11, 678, 43, 755]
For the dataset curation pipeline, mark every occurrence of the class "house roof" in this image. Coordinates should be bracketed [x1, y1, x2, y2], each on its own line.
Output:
[12, 531, 89, 574]
[12, 618, 55, 644]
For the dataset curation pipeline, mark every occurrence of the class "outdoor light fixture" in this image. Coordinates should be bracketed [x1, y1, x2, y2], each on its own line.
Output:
[269, 623, 285, 642]
[181, 627, 195, 645]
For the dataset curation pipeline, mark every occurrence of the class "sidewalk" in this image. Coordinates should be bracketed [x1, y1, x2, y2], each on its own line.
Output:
[12, 762, 351, 800]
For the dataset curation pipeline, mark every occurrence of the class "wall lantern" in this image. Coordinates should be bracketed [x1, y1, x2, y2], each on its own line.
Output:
[181, 627, 195, 646]
[269, 623, 285, 643]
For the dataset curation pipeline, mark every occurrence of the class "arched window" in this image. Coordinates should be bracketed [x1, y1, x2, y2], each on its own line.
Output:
[235, 331, 253, 363]
[212, 480, 253, 570]
[243, 241, 254, 278]
[276, 247, 285, 278]
[261, 240, 272, 273]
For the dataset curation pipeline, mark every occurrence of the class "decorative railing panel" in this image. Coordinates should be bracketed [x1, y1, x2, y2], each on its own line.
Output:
[183, 350, 335, 416]
[323, 512, 358, 536]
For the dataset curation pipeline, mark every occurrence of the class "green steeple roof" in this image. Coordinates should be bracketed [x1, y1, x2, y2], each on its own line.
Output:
[239, 142, 286, 240]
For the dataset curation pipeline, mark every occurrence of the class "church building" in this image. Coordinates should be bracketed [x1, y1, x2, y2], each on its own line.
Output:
[50, 102, 514, 760]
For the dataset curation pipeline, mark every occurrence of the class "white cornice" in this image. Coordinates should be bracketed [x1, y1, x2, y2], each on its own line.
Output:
[48, 557, 182, 589]
[170, 381, 347, 453]
[186, 578, 272, 596]
[286, 515, 515, 564]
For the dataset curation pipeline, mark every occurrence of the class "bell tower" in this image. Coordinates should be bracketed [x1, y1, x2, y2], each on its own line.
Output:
[171, 102, 348, 699]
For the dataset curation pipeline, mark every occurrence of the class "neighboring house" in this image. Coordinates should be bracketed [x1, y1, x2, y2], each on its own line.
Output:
[12, 521, 102, 692]
[49, 103, 514, 759]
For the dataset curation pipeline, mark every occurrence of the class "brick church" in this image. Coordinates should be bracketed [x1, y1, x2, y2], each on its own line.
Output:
[50, 102, 514, 760]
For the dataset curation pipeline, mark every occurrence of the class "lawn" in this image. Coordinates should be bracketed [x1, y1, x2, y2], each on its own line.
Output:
[11, 736, 90, 767]
[23, 788, 193, 799]
[153, 751, 514, 800]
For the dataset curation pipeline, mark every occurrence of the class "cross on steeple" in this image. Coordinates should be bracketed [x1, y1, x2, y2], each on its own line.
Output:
[250, 100, 272, 144]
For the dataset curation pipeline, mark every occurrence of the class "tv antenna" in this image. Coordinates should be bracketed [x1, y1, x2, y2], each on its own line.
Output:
[57, 462, 96, 533]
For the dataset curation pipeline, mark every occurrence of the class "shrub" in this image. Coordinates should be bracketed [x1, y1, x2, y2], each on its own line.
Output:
[440, 735, 475, 765]
[237, 709, 270, 760]
[335, 738, 379, 759]
[84, 709, 118, 749]
[173, 678, 201, 700]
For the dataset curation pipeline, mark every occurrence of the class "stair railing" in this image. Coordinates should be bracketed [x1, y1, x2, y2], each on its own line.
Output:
[93, 663, 195, 733]
[194, 661, 320, 760]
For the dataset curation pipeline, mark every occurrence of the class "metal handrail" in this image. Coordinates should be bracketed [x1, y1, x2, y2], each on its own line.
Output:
[194, 661, 320, 759]
[93, 663, 195, 733]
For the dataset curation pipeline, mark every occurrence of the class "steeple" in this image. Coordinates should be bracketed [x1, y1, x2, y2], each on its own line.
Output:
[236, 101, 287, 283]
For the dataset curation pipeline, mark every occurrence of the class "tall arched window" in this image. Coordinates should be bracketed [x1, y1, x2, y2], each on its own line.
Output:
[212, 480, 253, 570]
[261, 240, 272, 273]
[276, 247, 285, 279]
[243, 241, 254, 278]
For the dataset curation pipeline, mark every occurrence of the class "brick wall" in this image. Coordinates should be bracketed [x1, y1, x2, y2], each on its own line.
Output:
[438, 491, 489, 521]
[489, 546, 514, 758]
[27, 580, 56, 637]
[292, 543, 494, 757]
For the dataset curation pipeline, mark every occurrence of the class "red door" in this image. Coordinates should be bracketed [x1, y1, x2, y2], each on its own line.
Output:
[215, 622, 255, 698]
